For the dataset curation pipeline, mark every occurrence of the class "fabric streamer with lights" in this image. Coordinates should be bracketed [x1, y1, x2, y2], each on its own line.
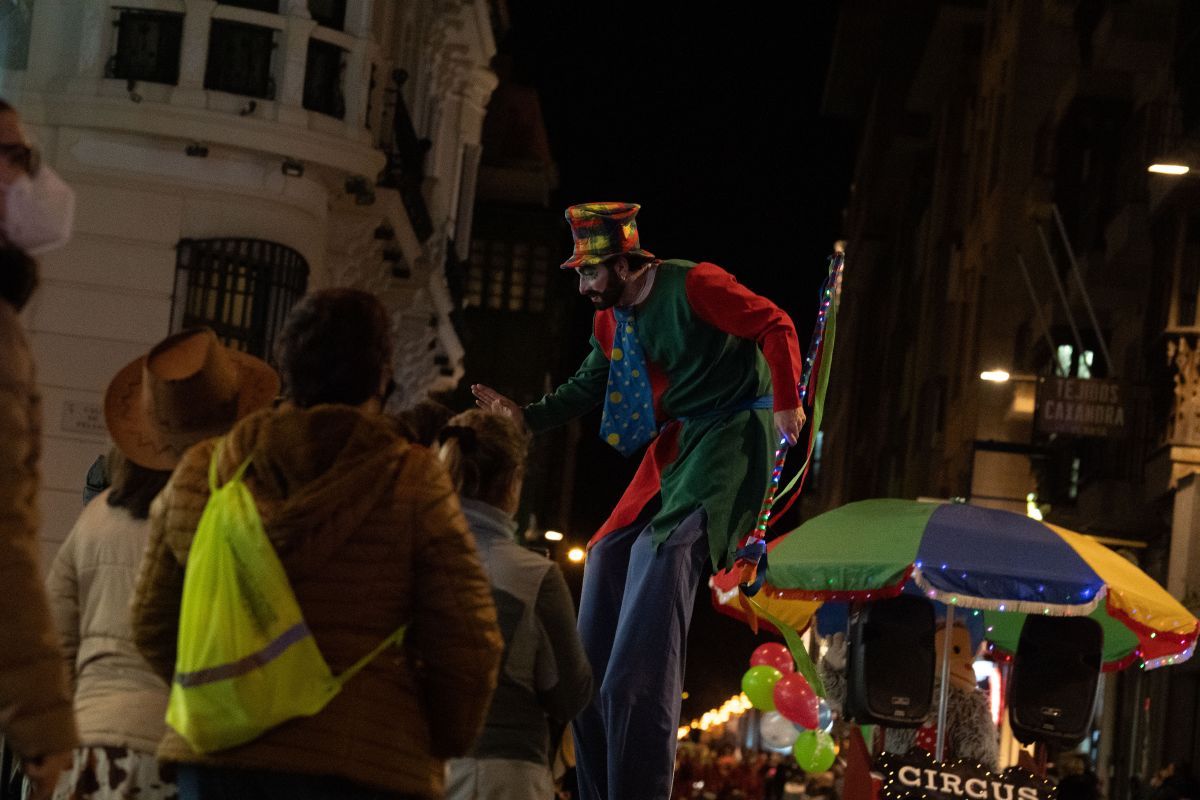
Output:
[731, 249, 845, 612]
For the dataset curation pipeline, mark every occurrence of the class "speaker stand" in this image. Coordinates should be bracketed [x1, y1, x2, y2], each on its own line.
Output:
[934, 604, 955, 760]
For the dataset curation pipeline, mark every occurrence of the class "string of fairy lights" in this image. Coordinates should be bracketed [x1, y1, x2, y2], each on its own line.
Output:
[676, 693, 754, 740]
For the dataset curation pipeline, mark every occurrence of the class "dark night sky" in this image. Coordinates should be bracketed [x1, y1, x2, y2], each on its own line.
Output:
[501, 2, 855, 720]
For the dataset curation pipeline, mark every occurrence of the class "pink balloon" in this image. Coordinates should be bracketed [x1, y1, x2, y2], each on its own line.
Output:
[750, 642, 795, 673]
[773, 673, 819, 729]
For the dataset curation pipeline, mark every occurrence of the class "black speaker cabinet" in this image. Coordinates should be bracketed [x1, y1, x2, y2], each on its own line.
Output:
[1008, 615, 1103, 747]
[846, 595, 935, 727]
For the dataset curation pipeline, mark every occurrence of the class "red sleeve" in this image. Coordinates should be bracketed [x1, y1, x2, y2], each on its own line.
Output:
[685, 262, 803, 411]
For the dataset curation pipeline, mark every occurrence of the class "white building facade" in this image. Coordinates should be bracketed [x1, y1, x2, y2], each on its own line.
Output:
[0, 0, 497, 562]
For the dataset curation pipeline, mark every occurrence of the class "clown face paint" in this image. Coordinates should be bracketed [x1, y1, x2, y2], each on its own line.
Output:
[578, 262, 625, 310]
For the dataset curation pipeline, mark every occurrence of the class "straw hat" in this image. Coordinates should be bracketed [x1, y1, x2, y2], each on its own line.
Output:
[104, 327, 279, 470]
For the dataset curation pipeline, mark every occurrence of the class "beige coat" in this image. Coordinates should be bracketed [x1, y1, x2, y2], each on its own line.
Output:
[132, 405, 503, 798]
[46, 493, 168, 753]
[0, 300, 78, 757]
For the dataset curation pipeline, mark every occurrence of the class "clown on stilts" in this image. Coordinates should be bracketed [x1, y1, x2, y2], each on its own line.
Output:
[472, 202, 807, 799]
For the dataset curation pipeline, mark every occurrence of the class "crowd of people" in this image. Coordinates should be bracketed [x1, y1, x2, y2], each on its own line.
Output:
[0, 95, 813, 800]
[672, 744, 834, 800]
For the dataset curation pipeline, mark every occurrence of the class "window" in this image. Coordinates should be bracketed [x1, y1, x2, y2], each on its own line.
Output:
[219, 0, 280, 11]
[308, 0, 346, 30]
[465, 239, 550, 314]
[1175, 215, 1200, 328]
[303, 38, 345, 118]
[110, 9, 184, 85]
[172, 238, 308, 359]
[0, 1, 33, 70]
[204, 20, 276, 99]
[1055, 345, 1099, 379]
[988, 94, 1007, 193]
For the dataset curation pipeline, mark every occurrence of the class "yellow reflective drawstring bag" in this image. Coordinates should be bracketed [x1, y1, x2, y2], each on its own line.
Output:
[166, 441, 406, 753]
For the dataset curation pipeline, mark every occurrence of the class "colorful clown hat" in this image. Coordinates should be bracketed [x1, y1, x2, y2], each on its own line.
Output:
[561, 202, 656, 269]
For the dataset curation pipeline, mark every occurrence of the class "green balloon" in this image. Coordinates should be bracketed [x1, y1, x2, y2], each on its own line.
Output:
[794, 729, 836, 772]
[741, 665, 783, 711]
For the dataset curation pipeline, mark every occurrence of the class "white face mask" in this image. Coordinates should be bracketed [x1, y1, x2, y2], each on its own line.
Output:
[3, 164, 75, 254]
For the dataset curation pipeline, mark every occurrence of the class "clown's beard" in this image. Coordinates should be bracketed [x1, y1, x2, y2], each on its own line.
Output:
[586, 281, 624, 310]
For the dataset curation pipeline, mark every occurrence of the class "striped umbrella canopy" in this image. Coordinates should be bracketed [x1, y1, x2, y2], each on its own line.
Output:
[712, 499, 1198, 670]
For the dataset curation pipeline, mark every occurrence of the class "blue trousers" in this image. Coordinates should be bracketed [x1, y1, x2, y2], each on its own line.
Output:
[572, 508, 710, 800]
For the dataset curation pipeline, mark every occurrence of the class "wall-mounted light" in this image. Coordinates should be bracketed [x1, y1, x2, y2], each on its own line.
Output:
[980, 369, 1039, 384]
[544, 530, 564, 542]
[185, 142, 209, 158]
[281, 158, 304, 177]
[1148, 163, 1190, 176]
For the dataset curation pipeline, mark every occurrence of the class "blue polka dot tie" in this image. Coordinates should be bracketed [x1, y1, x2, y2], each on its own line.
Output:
[599, 307, 657, 457]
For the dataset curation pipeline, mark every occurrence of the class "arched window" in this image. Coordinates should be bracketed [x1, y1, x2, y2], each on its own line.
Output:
[171, 238, 308, 359]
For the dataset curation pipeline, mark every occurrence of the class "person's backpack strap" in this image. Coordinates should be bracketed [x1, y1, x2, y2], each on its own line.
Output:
[208, 438, 252, 492]
[336, 624, 407, 688]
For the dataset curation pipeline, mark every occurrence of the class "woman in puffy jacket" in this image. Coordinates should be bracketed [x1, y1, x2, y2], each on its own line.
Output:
[46, 327, 278, 799]
[132, 289, 503, 800]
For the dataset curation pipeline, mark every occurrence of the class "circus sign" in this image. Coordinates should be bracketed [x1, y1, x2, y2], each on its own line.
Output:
[875, 751, 1056, 800]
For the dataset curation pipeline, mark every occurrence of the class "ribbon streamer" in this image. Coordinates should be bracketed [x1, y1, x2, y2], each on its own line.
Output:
[733, 251, 846, 598]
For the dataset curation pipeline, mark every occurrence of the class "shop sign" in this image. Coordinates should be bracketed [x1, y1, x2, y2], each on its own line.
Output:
[875, 750, 1056, 800]
[1035, 377, 1127, 438]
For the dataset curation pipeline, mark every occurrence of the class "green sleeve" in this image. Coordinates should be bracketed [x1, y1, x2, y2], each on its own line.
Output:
[523, 338, 609, 433]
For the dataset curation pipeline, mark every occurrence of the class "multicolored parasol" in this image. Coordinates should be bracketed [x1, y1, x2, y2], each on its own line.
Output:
[713, 499, 1198, 670]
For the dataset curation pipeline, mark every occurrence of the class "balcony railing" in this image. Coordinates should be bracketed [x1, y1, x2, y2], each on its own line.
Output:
[380, 68, 433, 242]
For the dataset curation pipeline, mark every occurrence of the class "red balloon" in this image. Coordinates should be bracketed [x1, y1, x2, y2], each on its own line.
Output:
[773, 673, 819, 729]
[750, 642, 794, 674]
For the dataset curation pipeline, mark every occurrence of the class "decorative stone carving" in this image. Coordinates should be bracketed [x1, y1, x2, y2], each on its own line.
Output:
[322, 209, 391, 296]
[1168, 334, 1200, 447]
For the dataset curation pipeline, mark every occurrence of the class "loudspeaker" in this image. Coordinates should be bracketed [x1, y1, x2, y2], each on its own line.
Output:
[846, 595, 935, 727]
[1007, 615, 1102, 747]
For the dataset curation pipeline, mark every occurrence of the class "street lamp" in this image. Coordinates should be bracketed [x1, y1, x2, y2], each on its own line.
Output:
[567, 547, 585, 563]
[979, 370, 1039, 384]
[544, 530, 564, 542]
[1148, 163, 1190, 175]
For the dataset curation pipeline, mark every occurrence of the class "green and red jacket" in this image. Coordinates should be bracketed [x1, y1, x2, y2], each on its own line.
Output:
[524, 260, 803, 569]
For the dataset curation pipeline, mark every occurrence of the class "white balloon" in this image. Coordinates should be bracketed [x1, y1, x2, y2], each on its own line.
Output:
[760, 710, 801, 749]
[817, 699, 834, 732]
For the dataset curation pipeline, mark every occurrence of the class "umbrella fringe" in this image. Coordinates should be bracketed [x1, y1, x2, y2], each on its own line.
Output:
[911, 569, 1106, 617]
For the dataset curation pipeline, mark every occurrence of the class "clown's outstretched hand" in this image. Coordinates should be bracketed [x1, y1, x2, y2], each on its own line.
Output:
[471, 384, 526, 429]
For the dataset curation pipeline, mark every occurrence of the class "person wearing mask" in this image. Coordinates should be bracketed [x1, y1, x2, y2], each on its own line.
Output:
[45, 328, 279, 799]
[0, 98, 79, 800]
[133, 288, 503, 800]
[439, 410, 593, 800]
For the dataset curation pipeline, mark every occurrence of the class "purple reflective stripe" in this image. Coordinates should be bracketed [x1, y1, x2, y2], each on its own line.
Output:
[175, 622, 311, 688]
